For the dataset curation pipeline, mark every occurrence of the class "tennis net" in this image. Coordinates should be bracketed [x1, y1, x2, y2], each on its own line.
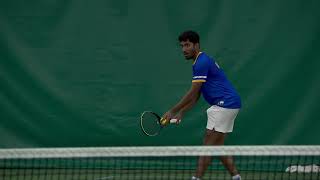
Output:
[0, 146, 319, 180]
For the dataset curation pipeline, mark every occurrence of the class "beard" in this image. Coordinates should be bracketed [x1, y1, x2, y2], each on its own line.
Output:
[183, 51, 194, 60]
[184, 56, 193, 60]
[183, 52, 194, 60]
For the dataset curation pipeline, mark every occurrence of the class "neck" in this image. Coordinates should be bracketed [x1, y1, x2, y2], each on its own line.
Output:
[192, 50, 201, 62]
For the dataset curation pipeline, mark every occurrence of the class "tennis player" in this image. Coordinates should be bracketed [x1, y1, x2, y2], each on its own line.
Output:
[162, 30, 242, 180]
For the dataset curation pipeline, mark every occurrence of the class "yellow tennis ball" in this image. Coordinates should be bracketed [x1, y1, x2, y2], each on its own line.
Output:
[160, 118, 168, 125]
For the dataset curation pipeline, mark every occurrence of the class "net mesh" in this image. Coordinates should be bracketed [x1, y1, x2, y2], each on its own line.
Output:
[0, 146, 319, 180]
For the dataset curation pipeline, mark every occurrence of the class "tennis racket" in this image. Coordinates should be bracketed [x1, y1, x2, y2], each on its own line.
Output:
[140, 111, 178, 136]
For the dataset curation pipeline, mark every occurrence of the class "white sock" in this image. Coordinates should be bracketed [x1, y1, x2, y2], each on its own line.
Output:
[232, 174, 241, 180]
[191, 176, 201, 180]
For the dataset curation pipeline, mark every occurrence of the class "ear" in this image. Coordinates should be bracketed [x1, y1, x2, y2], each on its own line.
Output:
[195, 43, 200, 50]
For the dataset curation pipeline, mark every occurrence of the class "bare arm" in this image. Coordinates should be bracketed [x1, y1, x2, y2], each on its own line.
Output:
[163, 82, 202, 120]
[179, 90, 201, 114]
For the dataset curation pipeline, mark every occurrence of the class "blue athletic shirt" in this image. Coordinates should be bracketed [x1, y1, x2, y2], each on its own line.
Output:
[192, 52, 241, 109]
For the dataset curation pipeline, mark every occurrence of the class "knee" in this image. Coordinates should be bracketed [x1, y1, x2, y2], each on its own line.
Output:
[203, 130, 226, 145]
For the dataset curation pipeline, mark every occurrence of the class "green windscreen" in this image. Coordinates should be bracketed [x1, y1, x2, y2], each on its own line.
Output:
[0, 0, 320, 147]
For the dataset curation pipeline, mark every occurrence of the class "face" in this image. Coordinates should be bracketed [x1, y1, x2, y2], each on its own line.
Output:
[180, 40, 198, 60]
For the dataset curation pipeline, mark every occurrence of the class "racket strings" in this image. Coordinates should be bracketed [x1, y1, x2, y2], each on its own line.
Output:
[141, 112, 162, 136]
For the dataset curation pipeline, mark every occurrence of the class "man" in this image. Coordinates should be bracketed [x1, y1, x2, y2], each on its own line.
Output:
[162, 31, 242, 180]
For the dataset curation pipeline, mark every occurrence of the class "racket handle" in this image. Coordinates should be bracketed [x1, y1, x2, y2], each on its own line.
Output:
[169, 119, 178, 123]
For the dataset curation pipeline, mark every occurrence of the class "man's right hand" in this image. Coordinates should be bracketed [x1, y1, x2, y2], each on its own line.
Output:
[161, 111, 174, 125]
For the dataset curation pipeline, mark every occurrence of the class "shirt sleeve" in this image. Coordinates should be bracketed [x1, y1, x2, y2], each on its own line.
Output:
[192, 57, 209, 83]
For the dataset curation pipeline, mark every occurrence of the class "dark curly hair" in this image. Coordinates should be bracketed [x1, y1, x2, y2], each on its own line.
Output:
[178, 30, 200, 44]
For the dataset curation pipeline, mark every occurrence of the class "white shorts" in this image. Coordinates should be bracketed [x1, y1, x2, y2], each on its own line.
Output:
[206, 105, 240, 133]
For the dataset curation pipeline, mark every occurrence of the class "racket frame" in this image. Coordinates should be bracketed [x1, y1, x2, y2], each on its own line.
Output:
[140, 111, 162, 136]
[140, 111, 177, 136]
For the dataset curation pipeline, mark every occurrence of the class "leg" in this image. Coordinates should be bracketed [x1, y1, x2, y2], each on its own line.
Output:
[210, 130, 239, 176]
[220, 156, 239, 176]
[194, 129, 225, 178]
[193, 106, 241, 179]
[194, 129, 239, 178]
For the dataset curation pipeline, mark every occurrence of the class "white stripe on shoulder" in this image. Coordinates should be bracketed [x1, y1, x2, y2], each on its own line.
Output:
[193, 76, 207, 79]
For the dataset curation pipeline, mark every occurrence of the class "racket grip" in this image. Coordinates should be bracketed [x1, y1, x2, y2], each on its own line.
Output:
[169, 119, 178, 123]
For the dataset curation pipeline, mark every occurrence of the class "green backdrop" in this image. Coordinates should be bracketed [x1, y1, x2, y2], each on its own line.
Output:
[1, 0, 320, 147]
